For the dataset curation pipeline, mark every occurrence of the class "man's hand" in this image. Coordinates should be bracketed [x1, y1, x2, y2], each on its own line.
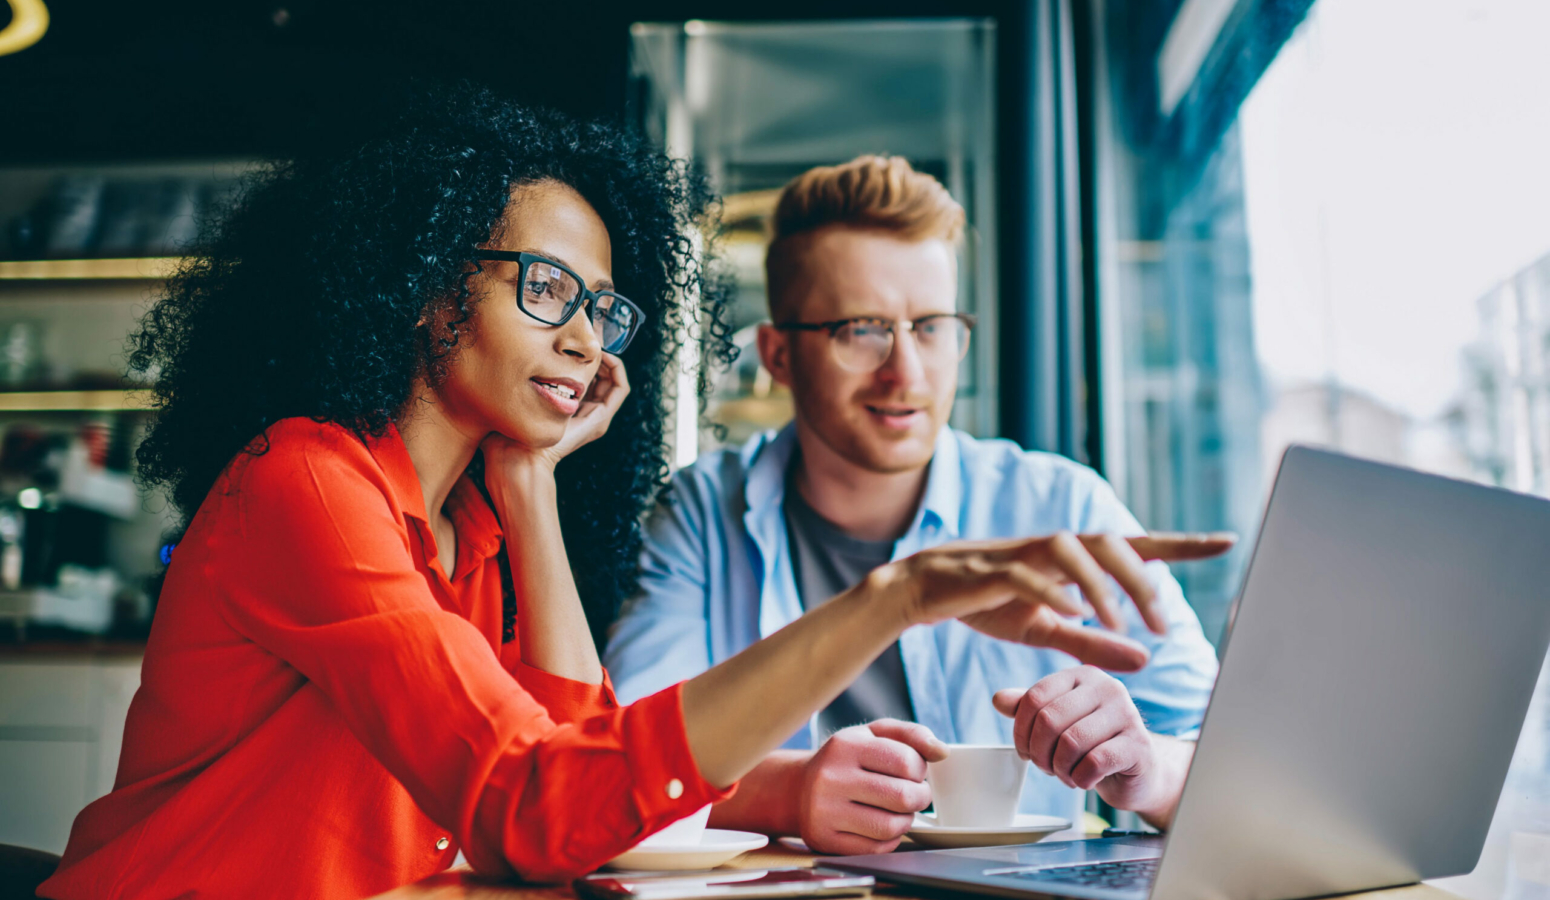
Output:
[798, 719, 947, 855]
[993, 667, 1192, 828]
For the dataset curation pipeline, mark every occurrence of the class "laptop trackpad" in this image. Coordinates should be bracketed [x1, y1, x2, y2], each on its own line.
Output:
[939, 837, 1163, 872]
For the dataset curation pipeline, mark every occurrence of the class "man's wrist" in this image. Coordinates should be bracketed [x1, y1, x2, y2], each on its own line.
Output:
[1122, 734, 1192, 828]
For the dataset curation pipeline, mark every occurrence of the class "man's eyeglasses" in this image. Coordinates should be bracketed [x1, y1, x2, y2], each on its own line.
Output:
[775, 314, 977, 373]
[472, 251, 644, 354]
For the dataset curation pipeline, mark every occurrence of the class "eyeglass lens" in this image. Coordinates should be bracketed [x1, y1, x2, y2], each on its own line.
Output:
[521, 261, 583, 323]
[591, 294, 639, 354]
[832, 318, 970, 373]
[522, 261, 638, 353]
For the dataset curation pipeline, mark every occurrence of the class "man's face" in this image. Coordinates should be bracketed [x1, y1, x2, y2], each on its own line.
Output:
[760, 227, 961, 475]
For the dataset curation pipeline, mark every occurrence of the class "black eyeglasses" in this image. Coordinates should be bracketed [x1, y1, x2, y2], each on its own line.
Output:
[775, 313, 976, 373]
[472, 250, 644, 354]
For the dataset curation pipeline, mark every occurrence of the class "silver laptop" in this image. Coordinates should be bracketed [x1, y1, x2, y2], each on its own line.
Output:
[830, 446, 1550, 900]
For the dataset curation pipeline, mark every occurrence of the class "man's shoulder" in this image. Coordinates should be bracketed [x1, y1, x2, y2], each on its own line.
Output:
[651, 431, 785, 537]
[669, 442, 747, 500]
[945, 430, 1135, 535]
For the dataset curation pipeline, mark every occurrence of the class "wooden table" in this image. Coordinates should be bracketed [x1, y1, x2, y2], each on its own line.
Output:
[370, 839, 1462, 900]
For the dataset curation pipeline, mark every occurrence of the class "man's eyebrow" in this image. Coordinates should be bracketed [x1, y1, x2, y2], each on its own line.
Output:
[517, 248, 614, 292]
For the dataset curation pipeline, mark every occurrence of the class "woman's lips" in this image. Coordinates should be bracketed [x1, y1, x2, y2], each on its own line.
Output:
[532, 377, 583, 416]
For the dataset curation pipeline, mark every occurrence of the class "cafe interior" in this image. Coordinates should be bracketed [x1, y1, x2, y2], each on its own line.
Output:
[1, 0, 1548, 898]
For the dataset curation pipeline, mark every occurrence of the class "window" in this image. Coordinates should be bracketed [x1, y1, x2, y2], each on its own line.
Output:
[1098, 2, 1550, 893]
[628, 19, 998, 462]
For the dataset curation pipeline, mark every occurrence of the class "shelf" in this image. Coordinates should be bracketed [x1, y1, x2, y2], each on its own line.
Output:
[721, 188, 782, 225]
[0, 258, 185, 281]
[0, 390, 152, 412]
[710, 394, 793, 429]
[0, 638, 146, 658]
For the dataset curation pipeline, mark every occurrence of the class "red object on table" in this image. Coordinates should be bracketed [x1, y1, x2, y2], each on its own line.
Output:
[40, 419, 731, 900]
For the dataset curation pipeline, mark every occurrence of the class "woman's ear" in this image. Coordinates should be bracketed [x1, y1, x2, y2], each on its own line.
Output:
[414, 298, 472, 388]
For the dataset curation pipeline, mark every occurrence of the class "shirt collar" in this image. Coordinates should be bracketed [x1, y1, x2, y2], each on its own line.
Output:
[917, 425, 963, 539]
[365, 424, 504, 567]
[445, 478, 504, 564]
[743, 425, 800, 516]
[366, 422, 430, 522]
[743, 422, 963, 540]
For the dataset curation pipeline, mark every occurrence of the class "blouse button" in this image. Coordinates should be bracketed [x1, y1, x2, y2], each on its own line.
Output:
[666, 778, 684, 800]
[436, 837, 450, 851]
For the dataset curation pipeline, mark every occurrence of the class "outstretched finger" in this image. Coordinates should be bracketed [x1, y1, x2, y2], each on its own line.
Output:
[1027, 614, 1150, 672]
[1044, 533, 1120, 631]
[1127, 532, 1236, 562]
[1001, 563, 1087, 619]
[1084, 534, 1165, 635]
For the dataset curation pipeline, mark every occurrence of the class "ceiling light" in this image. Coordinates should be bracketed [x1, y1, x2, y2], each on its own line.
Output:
[0, 0, 49, 57]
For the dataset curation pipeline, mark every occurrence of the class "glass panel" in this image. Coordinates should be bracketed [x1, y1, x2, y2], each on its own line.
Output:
[1100, 2, 1550, 894]
[629, 19, 997, 455]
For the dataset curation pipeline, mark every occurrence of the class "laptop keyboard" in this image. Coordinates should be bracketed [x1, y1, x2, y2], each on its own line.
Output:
[1005, 858, 1160, 892]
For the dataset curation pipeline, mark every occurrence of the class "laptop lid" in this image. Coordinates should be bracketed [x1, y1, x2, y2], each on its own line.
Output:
[1151, 446, 1550, 900]
[832, 447, 1550, 900]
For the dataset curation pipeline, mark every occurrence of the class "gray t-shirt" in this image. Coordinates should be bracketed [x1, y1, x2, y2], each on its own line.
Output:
[783, 483, 916, 737]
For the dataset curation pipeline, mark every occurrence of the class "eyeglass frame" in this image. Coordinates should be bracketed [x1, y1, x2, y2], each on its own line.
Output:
[774, 313, 978, 369]
[471, 250, 645, 354]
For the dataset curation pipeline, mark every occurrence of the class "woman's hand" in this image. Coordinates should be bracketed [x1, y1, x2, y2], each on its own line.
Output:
[863, 532, 1235, 671]
[482, 353, 630, 483]
[476, 354, 629, 688]
[545, 351, 631, 461]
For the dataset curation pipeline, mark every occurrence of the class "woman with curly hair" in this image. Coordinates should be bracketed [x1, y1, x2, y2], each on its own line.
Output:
[39, 82, 1199, 899]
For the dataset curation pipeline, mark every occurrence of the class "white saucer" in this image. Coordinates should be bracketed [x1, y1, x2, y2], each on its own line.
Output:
[606, 829, 770, 871]
[906, 813, 1071, 849]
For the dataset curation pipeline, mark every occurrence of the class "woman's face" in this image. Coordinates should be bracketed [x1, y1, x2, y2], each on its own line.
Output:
[430, 179, 614, 449]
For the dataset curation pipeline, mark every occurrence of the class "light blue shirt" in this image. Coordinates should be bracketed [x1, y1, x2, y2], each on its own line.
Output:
[604, 425, 1219, 825]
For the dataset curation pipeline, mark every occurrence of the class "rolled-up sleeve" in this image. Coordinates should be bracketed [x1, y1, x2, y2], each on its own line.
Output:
[212, 444, 732, 883]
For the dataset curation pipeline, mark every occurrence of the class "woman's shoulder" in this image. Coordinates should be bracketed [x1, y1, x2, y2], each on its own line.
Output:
[224, 417, 388, 496]
[180, 417, 414, 570]
[260, 416, 370, 452]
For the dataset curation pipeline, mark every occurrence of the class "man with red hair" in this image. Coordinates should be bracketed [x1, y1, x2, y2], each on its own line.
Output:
[607, 156, 1219, 854]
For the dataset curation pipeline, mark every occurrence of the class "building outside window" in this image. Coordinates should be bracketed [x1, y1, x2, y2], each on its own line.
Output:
[1098, 1, 1550, 894]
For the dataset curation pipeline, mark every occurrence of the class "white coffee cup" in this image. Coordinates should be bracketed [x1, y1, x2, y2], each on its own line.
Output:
[926, 744, 1028, 827]
[638, 803, 712, 847]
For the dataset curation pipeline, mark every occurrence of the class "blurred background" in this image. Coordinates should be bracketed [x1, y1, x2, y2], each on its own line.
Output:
[1, 0, 1546, 894]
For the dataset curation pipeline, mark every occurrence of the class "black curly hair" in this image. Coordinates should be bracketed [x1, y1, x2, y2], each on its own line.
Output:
[129, 81, 734, 647]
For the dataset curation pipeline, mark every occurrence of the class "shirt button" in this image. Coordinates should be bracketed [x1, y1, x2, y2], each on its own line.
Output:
[666, 778, 684, 800]
[436, 837, 450, 851]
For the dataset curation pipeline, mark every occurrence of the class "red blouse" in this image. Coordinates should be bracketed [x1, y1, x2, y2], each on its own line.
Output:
[40, 418, 731, 900]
